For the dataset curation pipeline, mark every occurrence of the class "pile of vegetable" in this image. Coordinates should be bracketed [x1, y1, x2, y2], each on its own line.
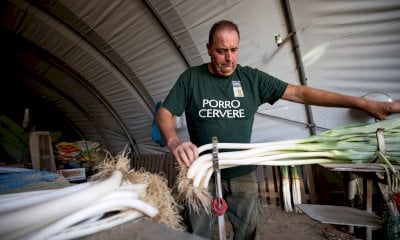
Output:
[56, 140, 105, 168]
[177, 118, 400, 213]
[0, 152, 182, 240]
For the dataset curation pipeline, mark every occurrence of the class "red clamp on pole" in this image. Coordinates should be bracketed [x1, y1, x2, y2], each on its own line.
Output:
[212, 197, 228, 216]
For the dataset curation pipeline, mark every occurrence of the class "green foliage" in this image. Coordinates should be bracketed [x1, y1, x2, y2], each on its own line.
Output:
[50, 131, 62, 143]
[0, 115, 28, 164]
[0, 115, 64, 164]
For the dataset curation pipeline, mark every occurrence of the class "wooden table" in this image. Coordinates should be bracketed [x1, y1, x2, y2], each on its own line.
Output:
[317, 163, 400, 240]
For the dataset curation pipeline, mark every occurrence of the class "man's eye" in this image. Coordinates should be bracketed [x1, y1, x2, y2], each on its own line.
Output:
[217, 50, 225, 54]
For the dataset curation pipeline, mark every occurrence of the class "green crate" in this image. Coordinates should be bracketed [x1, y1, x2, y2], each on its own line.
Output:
[384, 215, 400, 240]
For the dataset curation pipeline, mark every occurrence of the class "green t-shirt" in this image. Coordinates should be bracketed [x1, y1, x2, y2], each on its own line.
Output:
[162, 64, 288, 178]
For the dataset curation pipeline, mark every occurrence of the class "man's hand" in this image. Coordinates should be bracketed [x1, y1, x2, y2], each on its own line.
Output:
[156, 107, 199, 167]
[168, 139, 199, 167]
[364, 100, 400, 120]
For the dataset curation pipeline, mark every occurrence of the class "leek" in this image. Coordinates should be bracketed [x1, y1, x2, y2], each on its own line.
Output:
[281, 166, 292, 212]
[178, 118, 400, 212]
[291, 166, 302, 213]
[0, 152, 182, 239]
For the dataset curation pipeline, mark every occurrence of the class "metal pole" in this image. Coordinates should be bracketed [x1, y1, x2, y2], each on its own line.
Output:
[212, 136, 226, 240]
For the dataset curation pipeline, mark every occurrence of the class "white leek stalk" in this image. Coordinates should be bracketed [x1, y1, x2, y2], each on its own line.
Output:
[0, 181, 92, 213]
[291, 166, 302, 213]
[26, 198, 158, 240]
[50, 211, 143, 240]
[0, 151, 181, 240]
[281, 166, 292, 212]
[0, 170, 123, 240]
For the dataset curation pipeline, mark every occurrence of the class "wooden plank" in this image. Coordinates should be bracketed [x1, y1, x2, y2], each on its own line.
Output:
[139, 155, 145, 171]
[163, 154, 170, 185]
[257, 166, 267, 206]
[275, 166, 282, 207]
[297, 204, 383, 227]
[257, 166, 285, 207]
[133, 154, 177, 189]
[146, 155, 151, 172]
[144, 155, 150, 172]
[165, 154, 172, 186]
[320, 163, 400, 172]
[150, 155, 156, 173]
[153, 155, 158, 172]
[297, 166, 307, 204]
[166, 153, 176, 189]
[29, 131, 56, 172]
[147, 155, 152, 172]
[133, 156, 137, 169]
[159, 154, 165, 175]
[135, 155, 140, 170]
[364, 177, 374, 240]
[38, 134, 53, 171]
[267, 166, 277, 206]
[305, 165, 317, 203]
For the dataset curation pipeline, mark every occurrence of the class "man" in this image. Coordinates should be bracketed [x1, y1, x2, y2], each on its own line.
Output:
[156, 20, 400, 239]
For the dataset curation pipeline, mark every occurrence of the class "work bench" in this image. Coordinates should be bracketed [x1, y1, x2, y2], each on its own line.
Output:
[298, 163, 400, 240]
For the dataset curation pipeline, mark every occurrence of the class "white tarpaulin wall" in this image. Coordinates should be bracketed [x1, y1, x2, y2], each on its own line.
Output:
[0, 0, 399, 156]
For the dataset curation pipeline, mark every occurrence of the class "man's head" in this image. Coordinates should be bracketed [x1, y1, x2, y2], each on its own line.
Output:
[207, 20, 240, 77]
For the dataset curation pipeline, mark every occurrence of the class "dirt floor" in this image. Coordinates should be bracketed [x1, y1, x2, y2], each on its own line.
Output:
[257, 206, 366, 240]
[83, 206, 363, 240]
[258, 206, 326, 240]
[218, 206, 330, 240]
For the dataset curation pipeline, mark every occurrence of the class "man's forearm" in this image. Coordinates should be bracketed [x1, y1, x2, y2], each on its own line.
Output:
[283, 84, 398, 120]
[283, 84, 365, 108]
[156, 107, 181, 150]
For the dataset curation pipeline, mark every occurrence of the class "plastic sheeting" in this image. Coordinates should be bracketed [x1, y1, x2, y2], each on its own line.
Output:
[0, 0, 399, 155]
[0, 168, 69, 194]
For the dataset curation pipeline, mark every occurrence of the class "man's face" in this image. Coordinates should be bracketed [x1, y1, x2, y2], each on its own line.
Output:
[207, 29, 239, 77]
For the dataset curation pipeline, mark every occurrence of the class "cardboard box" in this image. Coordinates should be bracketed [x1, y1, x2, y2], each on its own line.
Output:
[57, 168, 86, 182]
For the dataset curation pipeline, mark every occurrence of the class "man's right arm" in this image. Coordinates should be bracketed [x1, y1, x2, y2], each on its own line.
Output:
[282, 84, 400, 120]
[156, 107, 199, 167]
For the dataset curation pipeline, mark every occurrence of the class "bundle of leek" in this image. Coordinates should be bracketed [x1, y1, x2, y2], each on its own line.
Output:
[177, 118, 400, 213]
[0, 152, 182, 240]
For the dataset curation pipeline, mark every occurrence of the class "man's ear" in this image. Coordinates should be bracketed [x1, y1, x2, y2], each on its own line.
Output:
[206, 43, 211, 56]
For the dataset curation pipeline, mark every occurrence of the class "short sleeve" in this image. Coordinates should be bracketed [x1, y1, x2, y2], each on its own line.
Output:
[161, 70, 190, 116]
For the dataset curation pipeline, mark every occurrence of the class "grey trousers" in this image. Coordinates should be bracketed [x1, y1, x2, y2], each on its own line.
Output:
[185, 170, 263, 240]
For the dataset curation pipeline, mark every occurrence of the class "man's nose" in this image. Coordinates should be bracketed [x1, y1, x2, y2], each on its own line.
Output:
[225, 50, 232, 61]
